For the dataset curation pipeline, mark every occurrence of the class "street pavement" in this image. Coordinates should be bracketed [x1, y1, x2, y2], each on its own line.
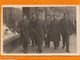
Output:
[9, 34, 77, 54]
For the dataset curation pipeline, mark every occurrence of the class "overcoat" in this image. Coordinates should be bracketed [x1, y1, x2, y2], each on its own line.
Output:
[47, 20, 61, 42]
[18, 20, 30, 45]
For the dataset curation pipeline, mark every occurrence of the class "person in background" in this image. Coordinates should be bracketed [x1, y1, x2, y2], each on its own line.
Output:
[52, 15, 61, 49]
[47, 15, 60, 49]
[60, 13, 71, 53]
[35, 13, 44, 53]
[44, 15, 51, 48]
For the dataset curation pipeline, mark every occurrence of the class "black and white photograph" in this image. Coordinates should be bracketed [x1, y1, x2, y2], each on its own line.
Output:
[2, 5, 77, 55]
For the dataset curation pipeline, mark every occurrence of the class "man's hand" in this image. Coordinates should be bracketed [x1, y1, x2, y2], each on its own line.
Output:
[45, 34, 47, 38]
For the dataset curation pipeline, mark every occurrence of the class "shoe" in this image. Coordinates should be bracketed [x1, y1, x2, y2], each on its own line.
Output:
[54, 47, 57, 50]
[62, 46, 65, 49]
[66, 50, 70, 53]
[37, 48, 42, 53]
[44, 45, 47, 48]
[57, 44, 59, 48]
[38, 49, 42, 53]
[24, 51, 28, 53]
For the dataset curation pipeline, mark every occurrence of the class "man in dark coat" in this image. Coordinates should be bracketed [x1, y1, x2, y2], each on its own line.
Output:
[60, 13, 71, 53]
[44, 20, 48, 48]
[36, 18, 44, 53]
[18, 15, 30, 53]
[52, 16, 61, 49]
[30, 13, 38, 47]
[47, 15, 61, 49]
[30, 13, 44, 53]
[44, 19, 51, 48]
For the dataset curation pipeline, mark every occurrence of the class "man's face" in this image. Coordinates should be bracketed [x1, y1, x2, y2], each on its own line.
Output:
[23, 16, 27, 20]
[63, 13, 67, 18]
[33, 14, 36, 18]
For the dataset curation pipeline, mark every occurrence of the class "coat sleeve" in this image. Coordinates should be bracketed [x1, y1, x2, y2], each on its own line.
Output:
[17, 22, 20, 33]
[68, 19, 73, 35]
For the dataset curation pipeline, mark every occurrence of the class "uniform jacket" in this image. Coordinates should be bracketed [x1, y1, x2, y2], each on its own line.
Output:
[47, 19, 61, 42]
[18, 20, 30, 41]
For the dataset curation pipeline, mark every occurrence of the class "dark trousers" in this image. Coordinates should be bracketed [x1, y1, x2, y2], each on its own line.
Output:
[45, 38, 50, 48]
[31, 39, 36, 46]
[37, 43, 42, 53]
[31, 35, 38, 47]
[44, 37, 50, 47]
[62, 33, 69, 51]
[36, 39, 43, 53]
[22, 40, 28, 52]
[53, 41, 59, 49]
[20, 34, 29, 53]
[47, 40, 50, 47]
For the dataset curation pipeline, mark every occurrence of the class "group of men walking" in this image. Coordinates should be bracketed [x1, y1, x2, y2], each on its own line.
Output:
[18, 13, 72, 53]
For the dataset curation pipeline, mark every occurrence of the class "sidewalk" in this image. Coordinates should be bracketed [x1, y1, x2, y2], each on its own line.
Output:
[7, 34, 77, 54]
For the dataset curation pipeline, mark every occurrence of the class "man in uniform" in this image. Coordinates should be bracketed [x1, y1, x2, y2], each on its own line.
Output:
[30, 13, 37, 47]
[44, 16, 51, 48]
[47, 15, 61, 49]
[60, 13, 71, 53]
[36, 14, 44, 53]
[52, 16, 61, 49]
[18, 15, 30, 53]
[44, 19, 49, 48]
[30, 13, 44, 53]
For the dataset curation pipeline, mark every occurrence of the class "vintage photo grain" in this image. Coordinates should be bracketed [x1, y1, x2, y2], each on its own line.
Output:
[2, 5, 77, 55]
